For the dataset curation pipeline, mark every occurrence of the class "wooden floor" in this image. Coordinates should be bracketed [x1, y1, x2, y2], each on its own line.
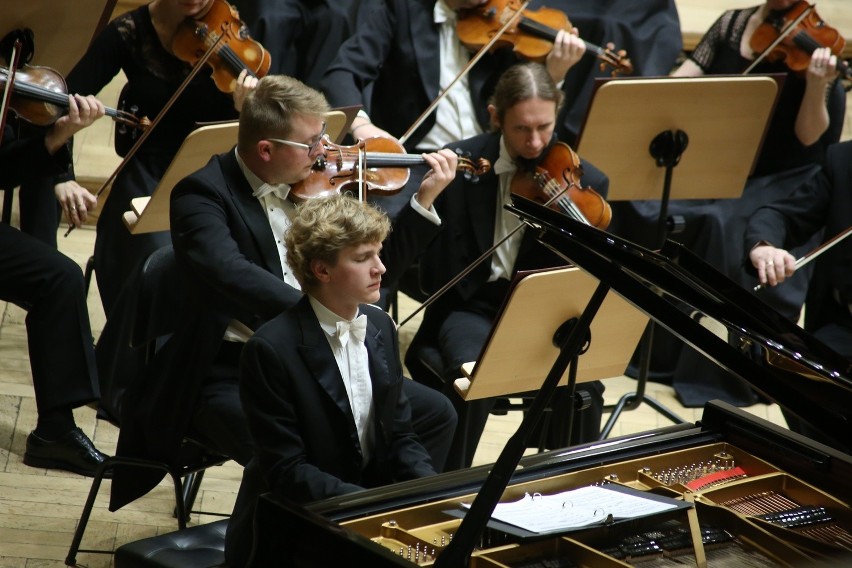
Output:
[2, 0, 851, 565]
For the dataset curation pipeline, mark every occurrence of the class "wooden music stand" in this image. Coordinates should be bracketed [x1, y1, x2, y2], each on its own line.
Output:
[454, 266, 647, 402]
[575, 75, 779, 435]
[123, 109, 354, 234]
[2, 1, 115, 74]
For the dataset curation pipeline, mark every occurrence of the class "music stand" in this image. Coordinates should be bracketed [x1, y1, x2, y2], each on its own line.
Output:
[456, 266, 647, 401]
[123, 109, 354, 234]
[451, 266, 645, 459]
[575, 76, 779, 436]
[2, 1, 115, 75]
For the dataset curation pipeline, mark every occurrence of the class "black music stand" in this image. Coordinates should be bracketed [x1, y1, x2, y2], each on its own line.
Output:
[575, 76, 779, 437]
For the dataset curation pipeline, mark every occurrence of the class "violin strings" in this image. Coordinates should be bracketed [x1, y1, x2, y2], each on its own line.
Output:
[539, 173, 589, 225]
[200, 27, 256, 78]
[2, 72, 132, 122]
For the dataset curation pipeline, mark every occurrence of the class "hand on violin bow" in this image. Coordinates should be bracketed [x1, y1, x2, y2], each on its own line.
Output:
[233, 69, 259, 112]
[545, 27, 586, 83]
[55, 180, 98, 228]
[44, 94, 105, 154]
[413, 148, 459, 209]
[749, 244, 796, 288]
[349, 118, 396, 143]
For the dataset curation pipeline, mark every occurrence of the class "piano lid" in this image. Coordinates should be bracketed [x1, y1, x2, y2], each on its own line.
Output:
[507, 195, 852, 452]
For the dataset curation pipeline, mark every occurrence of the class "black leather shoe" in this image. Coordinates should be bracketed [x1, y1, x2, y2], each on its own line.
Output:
[24, 428, 110, 477]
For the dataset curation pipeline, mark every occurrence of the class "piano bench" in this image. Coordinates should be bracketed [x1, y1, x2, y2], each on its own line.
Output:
[114, 519, 228, 568]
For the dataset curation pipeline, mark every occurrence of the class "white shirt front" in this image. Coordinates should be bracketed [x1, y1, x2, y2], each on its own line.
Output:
[489, 136, 525, 282]
[310, 296, 375, 464]
[416, 0, 483, 151]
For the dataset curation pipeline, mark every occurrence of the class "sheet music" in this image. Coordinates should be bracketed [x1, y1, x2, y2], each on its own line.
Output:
[463, 486, 679, 534]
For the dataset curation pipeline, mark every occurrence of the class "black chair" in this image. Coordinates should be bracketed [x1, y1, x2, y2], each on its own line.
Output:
[114, 519, 229, 568]
[67, 246, 229, 566]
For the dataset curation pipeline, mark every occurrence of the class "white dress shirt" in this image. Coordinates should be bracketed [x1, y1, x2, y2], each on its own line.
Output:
[489, 136, 525, 282]
[310, 296, 375, 464]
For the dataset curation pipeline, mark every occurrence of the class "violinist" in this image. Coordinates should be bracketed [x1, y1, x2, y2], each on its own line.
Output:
[320, 0, 587, 219]
[744, 140, 852, 440]
[406, 62, 608, 471]
[607, 0, 847, 411]
[24, 0, 257, 318]
[0, 93, 111, 476]
[671, 0, 845, 177]
[109, 75, 460, 512]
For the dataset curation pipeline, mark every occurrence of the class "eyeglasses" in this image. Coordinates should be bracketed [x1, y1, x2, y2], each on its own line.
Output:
[267, 121, 327, 155]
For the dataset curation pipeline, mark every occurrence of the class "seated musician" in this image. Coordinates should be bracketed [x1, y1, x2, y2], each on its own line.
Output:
[606, 0, 847, 409]
[407, 62, 609, 471]
[320, 0, 587, 219]
[225, 194, 437, 565]
[0, 93, 110, 476]
[109, 74, 458, 512]
[744, 140, 852, 440]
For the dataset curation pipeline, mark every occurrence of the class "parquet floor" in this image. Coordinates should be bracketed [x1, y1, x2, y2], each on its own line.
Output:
[1, 1, 851, 565]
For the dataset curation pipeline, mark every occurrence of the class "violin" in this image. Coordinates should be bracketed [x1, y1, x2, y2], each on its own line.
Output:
[456, 0, 633, 75]
[289, 137, 492, 202]
[749, 0, 851, 78]
[0, 65, 147, 129]
[171, 0, 271, 93]
[510, 141, 611, 229]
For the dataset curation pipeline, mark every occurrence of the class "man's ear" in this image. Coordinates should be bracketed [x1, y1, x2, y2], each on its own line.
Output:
[257, 140, 274, 162]
[310, 258, 331, 284]
[487, 103, 500, 130]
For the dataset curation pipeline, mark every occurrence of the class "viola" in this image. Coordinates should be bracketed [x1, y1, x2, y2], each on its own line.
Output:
[749, 0, 851, 78]
[171, 0, 271, 93]
[289, 137, 492, 202]
[456, 0, 633, 75]
[509, 141, 611, 229]
[0, 65, 147, 129]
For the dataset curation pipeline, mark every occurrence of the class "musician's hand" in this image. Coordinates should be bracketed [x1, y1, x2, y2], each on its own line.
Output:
[45, 94, 105, 154]
[55, 180, 97, 228]
[415, 148, 458, 209]
[806, 47, 837, 86]
[546, 27, 585, 82]
[750, 244, 796, 287]
[233, 69, 259, 112]
[350, 121, 396, 143]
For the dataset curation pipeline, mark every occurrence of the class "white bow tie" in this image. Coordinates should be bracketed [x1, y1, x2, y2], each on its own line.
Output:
[493, 153, 516, 176]
[253, 183, 291, 201]
[336, 315, 367, 347]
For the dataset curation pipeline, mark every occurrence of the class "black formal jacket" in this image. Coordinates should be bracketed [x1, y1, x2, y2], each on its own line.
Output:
[744, 141, 852, 334]
[418, 132, 609, 304]
[321, 0, 683, 148]
[109, 149, 440, 511]
[225, 297, 435, 566]
[321, 0, 513, 149]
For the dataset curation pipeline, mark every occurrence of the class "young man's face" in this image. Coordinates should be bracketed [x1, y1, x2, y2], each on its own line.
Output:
[266, 114, 326, 185]
[322, 241, 386, 311]
[489, 97, 557, 162]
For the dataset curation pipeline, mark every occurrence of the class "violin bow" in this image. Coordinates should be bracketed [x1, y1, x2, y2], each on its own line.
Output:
[398, 175, 573, 328]
[0, 40, 22, 146]
[64, 32, 226, 237]
[743, 2, 815, 75]
[398, 1, 531, 146]
[754, 225, 852, 292]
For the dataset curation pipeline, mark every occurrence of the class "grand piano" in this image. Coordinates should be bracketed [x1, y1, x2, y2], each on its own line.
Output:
[250, 197, 852, 567]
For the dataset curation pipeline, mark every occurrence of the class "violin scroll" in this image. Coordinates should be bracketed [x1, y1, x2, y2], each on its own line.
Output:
[454, 148, 492, 183]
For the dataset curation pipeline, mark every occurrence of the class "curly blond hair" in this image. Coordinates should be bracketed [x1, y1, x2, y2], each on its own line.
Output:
[285, 194, 391, 291]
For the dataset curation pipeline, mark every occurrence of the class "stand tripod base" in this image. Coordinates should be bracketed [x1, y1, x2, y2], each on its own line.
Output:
[600, 392, 685, 439]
